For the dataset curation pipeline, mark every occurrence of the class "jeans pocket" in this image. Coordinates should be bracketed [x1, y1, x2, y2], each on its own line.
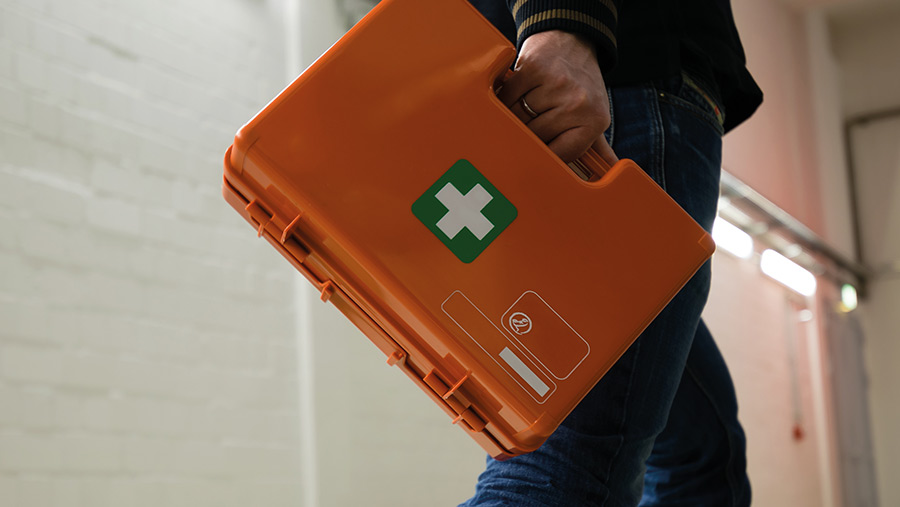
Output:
[658, 73, 725, 136]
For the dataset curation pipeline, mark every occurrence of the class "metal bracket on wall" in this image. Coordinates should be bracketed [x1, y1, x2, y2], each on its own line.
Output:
[843, 105, 900, 296]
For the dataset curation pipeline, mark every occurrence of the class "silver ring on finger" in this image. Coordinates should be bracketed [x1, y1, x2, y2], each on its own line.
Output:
[520, 96, 539, 119]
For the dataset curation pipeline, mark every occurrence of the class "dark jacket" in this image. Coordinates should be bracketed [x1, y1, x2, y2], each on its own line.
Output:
[468, 0, 763, 132]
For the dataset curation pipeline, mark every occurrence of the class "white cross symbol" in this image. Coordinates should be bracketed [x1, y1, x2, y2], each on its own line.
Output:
[435, 182, 495, 240]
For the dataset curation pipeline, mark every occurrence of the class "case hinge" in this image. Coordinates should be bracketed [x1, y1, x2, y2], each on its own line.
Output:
[442, 370, 470, 401]
[452, 406, 486, 433]
[423, 369, 484, 432]
[245, 199, 273, 237]
[386, 350, 406, 366]
[423, 370, 449, 397]
[245, 199, 335, 300]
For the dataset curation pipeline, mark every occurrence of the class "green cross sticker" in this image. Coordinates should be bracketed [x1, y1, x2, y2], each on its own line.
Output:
[412, 160, 517, 263]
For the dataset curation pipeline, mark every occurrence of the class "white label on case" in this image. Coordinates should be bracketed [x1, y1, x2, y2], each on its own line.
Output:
[499, 347, 549, 396]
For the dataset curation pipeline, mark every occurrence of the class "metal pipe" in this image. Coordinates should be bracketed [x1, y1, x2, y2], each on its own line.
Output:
[719, 171, 869, 286]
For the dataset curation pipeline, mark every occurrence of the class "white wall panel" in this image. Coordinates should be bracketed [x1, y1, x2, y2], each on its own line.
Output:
[0, 0, 302, 505]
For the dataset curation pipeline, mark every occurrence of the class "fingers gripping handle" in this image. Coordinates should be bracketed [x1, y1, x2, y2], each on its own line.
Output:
[497, 70, 613, 182]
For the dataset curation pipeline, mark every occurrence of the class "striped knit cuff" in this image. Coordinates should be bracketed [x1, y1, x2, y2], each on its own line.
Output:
[509, 0, 619, 73]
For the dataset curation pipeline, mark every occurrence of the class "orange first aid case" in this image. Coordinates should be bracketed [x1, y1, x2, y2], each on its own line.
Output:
[222, 0, 714, 459]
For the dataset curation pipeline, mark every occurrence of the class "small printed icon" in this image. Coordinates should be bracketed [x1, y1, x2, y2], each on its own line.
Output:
[509, 312, 532, 335]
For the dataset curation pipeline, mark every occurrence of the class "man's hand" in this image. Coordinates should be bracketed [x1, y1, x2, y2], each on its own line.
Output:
[499, 30, 618, 167]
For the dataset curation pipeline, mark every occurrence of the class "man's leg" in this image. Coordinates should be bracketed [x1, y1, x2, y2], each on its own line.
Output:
[640, 319, 752, 507]
[461, 75, 727, 506]
[460, 267, 712, 507]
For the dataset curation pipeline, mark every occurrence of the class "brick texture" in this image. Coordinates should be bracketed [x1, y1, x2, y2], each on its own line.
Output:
[0, 0, 301, 505]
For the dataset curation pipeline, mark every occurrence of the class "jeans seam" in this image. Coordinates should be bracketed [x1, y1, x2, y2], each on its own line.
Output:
[681, 73, 726, 128]
[649, 86, 666, 191]
[684, 363, 742, 507]
[597, 339, 641, 507]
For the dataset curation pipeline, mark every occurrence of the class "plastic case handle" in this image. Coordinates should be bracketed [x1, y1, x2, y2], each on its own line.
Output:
[569, 146, 612, 182]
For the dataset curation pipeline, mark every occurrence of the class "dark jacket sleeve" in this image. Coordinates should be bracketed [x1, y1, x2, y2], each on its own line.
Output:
[508, 0, 620, 72]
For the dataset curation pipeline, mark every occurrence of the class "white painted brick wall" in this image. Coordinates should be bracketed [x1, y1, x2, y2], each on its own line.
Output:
[0, 0, 302, 505]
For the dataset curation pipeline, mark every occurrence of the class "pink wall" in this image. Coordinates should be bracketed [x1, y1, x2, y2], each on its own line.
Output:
[705, 252, 828, 507]
[726, 0, 825, 236]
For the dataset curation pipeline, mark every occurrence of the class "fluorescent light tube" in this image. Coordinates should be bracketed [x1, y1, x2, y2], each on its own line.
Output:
[712, 217, 754, 259]
[760, 249, 817, 297]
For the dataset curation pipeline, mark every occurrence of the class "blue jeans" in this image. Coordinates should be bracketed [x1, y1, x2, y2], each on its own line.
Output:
[461, 75, 751, 507]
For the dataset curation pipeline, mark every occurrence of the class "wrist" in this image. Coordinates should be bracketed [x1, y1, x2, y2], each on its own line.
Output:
[522, 30, 598, 62]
